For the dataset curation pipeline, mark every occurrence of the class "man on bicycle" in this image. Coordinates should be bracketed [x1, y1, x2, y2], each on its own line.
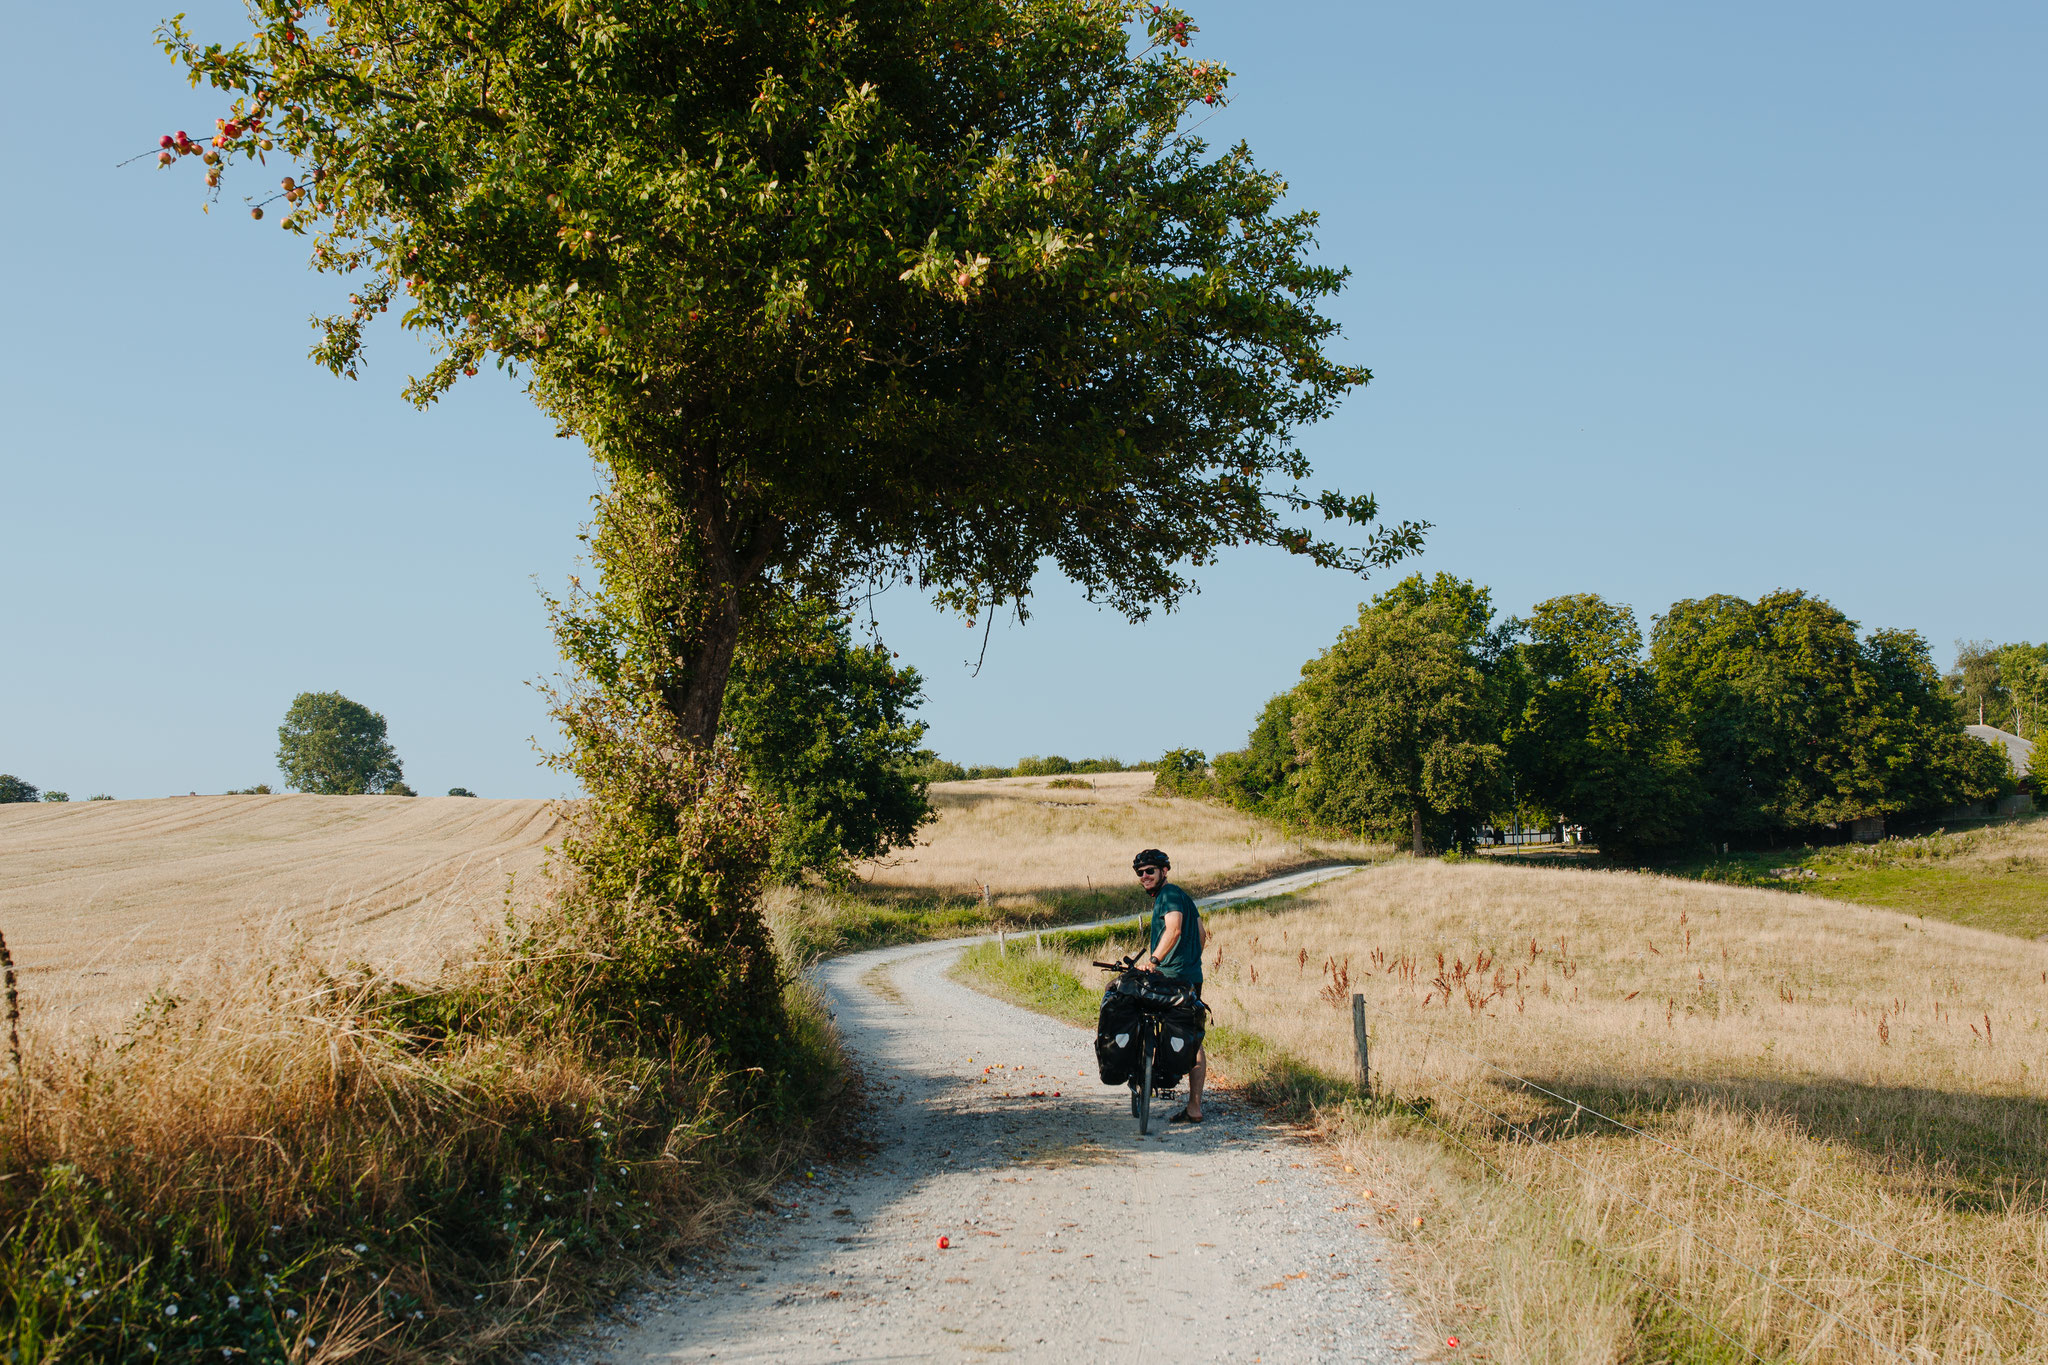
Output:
[1132, 848, 1206, 1124]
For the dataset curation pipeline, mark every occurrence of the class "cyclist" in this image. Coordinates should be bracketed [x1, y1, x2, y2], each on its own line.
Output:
[1131, 848, 1206, 1123]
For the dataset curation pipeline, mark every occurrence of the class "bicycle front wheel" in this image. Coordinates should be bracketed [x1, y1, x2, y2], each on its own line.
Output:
[1137, 1030, 1155, 1135]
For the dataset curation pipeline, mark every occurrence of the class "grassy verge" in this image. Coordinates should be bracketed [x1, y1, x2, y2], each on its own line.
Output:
[0, 917, 845, 1364]
[1644, 813, 2048, 939]
[957, 861, 2048, 1363]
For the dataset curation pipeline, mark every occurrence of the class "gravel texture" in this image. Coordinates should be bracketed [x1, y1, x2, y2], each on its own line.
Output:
[550, 868, 1418, 1363]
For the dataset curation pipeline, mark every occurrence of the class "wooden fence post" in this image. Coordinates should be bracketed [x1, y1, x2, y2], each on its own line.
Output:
[1351, 993, 1370, 1097]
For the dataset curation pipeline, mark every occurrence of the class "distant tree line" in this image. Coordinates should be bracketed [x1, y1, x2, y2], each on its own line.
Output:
[904, 753, 1148, 783]
[1196, 574, 2019, 859]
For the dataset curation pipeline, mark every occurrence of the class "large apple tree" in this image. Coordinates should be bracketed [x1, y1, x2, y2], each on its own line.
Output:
[159, 0, 1418, 743]
[156, 0, 1418, 1058]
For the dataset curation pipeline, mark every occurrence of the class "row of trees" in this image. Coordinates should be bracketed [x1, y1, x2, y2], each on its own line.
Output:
[1947, 640, 2048, 737]
[1207, 575, 2026, 859]
[0, 778, 95, 804]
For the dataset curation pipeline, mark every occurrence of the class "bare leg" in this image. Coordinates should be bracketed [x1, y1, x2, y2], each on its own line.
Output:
[1185, 1047, 1206, 1119]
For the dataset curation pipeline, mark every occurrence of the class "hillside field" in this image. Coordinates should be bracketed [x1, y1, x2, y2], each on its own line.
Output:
[0, 774, 1380, 1037]
[0, 795, 563, 1038]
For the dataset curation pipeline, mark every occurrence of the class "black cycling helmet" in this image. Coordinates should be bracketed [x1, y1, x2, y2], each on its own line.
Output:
[1132, 848, 1170, 872]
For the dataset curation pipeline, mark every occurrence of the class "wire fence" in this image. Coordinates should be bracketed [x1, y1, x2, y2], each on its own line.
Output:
[1344, 991, 2048, 1359]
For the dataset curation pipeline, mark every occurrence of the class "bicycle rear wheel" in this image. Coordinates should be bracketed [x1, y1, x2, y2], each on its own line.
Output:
[1137, 1030, 1155, 1135]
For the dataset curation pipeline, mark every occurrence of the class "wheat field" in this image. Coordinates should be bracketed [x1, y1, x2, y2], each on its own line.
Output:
[854, 770, 1384, 902]
[0, 795, 562, 1038]
[1178, 859, 2048, 1364]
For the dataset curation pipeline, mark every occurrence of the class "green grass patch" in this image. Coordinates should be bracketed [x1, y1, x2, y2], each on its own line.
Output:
[1639, 815, 2048, 939]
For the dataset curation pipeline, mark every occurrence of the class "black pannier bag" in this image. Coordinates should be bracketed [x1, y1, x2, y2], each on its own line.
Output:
[1150, 996, 1207, 1089]
[1095, 972, 1209, 1087]
[1095, 984, 1143, 1084]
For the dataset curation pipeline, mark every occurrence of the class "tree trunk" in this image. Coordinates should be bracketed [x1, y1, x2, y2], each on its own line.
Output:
[666, 610, 743, 747]
[1411, 808, 1425, 858]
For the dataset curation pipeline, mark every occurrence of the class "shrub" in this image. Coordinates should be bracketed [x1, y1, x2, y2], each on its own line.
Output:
[86, 794, 113, 802]
[225, 784, 273, 795]
[901, 752, 968, 785]
[40, 791, 69, 803]
[1014, 755, 1075, 777]
[963, 765, 1015, 780]
[1152, 748, 1213, 797]
[1046, 777, 1094, 790]
[0, 776, 37, 803]
[447, 787, 478, 797]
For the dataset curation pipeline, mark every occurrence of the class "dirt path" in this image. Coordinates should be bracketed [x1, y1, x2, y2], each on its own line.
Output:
[556, 867, 1417, 1364]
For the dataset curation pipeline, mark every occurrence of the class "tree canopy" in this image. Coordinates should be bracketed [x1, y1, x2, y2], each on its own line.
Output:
[161, 0, 1421, 743]
[1211, 582, 2015, 857]
[276, 691, 407, 794]
[0, 776, 38, 804]
[1290, 575, 1506, 854]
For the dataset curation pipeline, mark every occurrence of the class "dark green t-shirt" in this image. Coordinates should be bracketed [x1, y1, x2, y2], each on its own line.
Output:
[1147, 882, 1203, 985]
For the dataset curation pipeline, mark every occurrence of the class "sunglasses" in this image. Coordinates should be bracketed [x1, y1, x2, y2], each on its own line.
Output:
[1135, 865, 1164, 876]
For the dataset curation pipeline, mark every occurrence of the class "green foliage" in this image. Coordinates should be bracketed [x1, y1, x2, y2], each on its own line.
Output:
[1152, 747, 1213, 797]
[1213, 691, 1301, 817]
[1046, 777, 1093, 790]
[224, 784, 273, 795]
[86, 794, 113, 802]
[964, 765, 1016, 780]
[724, 601, 934, 883]
[40, 792, 69, 804]
[160, 0, 1421, 752]
[447, 787, 478, 797]
[274, 692, 405, 795]
[1509, 594, 1698, 860]
[1015, 755, 1076, 777]
[0, 776, 39, 804]
[1652, 593, 2008, 836]
[543, 481, 789, 1066]
[1291, 575, 1506, 852]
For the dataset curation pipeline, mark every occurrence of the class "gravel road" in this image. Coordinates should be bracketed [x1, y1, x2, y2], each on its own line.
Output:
[553, 867, 1417, 1364]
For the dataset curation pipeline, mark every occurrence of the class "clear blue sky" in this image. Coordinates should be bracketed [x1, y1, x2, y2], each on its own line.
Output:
[4, 3, 2041, 797]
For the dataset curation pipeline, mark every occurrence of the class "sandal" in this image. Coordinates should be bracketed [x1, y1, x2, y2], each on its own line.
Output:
[1169, 1108, 1204, 1124]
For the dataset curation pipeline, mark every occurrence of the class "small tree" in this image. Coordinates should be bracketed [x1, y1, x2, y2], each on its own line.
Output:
[276, 692, 406, 794]
[0, 776, 38, 804]
[42, 792, 71, 803]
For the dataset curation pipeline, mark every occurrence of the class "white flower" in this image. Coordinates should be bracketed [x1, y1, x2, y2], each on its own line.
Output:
[285, 1309, 299, 1320]
[227, 1295, 241, 1310]
[164, 1305, 179, 1317]
[354, 1244, 368, 1254]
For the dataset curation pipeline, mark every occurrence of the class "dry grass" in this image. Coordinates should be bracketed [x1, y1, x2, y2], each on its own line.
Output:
[856, 770, 1383, 902]
[771, 772, 1390, 962]
[0, 796, 562, 1038]
[1186, 860, 2048, 1363]
[0, 796, 841, 1363]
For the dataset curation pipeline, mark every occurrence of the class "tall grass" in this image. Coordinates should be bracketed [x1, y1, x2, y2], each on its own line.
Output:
[968, 860, 2048, 1363]
[0, 898, 842, 1363]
